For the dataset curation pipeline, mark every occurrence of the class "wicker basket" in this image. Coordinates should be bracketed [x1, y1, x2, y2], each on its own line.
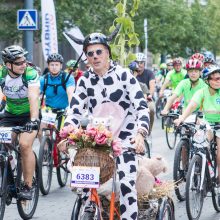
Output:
[74, 148, 115, 184]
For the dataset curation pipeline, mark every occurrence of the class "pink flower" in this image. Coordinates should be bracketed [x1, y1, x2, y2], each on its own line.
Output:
[155, 177, 162, 186]
[112, 140, 122, 157]
[86, 127, 97, 138]
[59, 125, 74, 139]
[95, 133, 108, 145]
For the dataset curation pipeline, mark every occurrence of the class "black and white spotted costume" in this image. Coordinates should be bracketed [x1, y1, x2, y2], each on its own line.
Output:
[65, 61, 150, 220]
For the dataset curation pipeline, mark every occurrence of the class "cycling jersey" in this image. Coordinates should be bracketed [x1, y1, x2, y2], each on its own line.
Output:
[174, 78, 206, 109]
[40, 71, 75, 109]
[165, 69, 187, 89]
[65, 61, 149, 148]
[191, 87, 220, 123]
[0, 66, 39, 115]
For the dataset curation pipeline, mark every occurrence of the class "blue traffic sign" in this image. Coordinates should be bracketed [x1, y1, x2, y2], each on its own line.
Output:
[17, 10, 38, 30]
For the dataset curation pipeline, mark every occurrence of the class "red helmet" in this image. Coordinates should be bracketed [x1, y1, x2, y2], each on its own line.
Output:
[186, 58, 203, 70]
[173, 58, 182, 66]
[190, 53, 204, 62]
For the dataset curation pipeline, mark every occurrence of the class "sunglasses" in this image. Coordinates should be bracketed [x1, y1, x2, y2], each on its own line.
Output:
[86, 49, 103, 57]
[13, 60, 27, 66]
[209, 77, 220, 82]
[136, 61, 145, 65]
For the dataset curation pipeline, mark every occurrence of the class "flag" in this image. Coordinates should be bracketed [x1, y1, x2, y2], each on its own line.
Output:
[41, 0, 58, 61]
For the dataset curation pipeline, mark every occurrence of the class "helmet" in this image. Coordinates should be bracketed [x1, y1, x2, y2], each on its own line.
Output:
[160, 63, 167, 69]
[173, 58, 182, 66]
[128, 61, 139, 71]
[135, 53, 146, 62]
[47, 53, 64, 64]
[186, 58, 203, 70]
[191, 53, 204, 62]
[166, 59, 173, 66]
[1, 45, 28, 63]
[83, 33, 110, 52]
[202, 64, 220, 80]
[203, 51, 215, 64]
[66, 59, 78, 68]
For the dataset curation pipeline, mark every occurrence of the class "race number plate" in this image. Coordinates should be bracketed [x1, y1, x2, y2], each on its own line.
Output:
[41, 110, 57, 125]
[0, 127, 12, 143]
[71, 166, 100, 188]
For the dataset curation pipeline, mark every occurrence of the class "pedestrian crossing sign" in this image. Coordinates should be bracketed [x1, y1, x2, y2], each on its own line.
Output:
[17, 10, 38, 30]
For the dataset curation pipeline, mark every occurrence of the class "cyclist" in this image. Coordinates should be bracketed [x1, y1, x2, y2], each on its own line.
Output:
[166, 59, 173, 71]
[135, 52, 155, 134]
[159, 58, 187, 97]
[156, 63, 168, 86]
[0, 45, 40, 200]
[161, 58, 206, 115]
[60, 32, 150, 220]
[203, 51, 216, 68]
[174, 64, 220, 189]
[39, 53, 75, 139]
[65, 59, 83, 83]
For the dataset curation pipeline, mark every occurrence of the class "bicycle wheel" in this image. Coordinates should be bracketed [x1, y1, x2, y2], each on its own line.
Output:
[211, 162, 220, 212]
[71, 196, 82, 220]
[144, 139, 151, 158]
[56, 149, 68, 187]
[173, 139, 189, 201]
[156, 197, 175, 220]
[185, 155, 204, 220]
[165, 117, 177, 149]
[155, 98, 162, 119]
[0, 158, 7, 220]
[17, 152, 39, 219]
[38, 136, 53, 195]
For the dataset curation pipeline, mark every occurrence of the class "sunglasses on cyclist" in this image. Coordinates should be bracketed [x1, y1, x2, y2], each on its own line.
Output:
[13, 60, 27, 66]
[209, 77, 220, 82]
[86, 49, 103, 57]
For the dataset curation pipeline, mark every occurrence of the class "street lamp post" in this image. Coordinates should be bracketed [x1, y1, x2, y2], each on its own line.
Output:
[144, 18, 148, 68]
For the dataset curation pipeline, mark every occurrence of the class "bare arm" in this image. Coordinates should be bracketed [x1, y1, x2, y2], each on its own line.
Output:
[159, 79, 170, 97]
[66, 86, 75, 105]
[162, 93, 178, 113]
[149, 79, 156, 96]
[28, 86, 40, 119]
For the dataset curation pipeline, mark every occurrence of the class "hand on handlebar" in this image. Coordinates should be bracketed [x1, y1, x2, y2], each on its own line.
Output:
[130, 133, 145, 154]
[174, 116, 184, 127]
[160, 109, 169, 116]
[24, 119, 40, 132]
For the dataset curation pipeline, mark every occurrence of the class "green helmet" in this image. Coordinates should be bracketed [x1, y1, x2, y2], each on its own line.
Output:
[160, 63, 167, 69]
[66, 59, 78, 68]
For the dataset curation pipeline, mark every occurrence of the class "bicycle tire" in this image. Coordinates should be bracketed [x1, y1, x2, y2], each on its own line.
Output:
[56, 149, 68, 187]
[38, 136, 53, 195]
[165, 117, 177, 149]
[144, 140, 151, 158]
[17, 152, 39, 220]
[173, 139, 189, 201]
[0, 159, 7, 220]
[156, 197, 175, 220]
[155, 99, 162, 119]
[71, 196, 82, 220]
[185, 154, 204, 220]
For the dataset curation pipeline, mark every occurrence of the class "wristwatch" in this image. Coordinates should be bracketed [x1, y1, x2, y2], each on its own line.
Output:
[137, 128, 148, 138]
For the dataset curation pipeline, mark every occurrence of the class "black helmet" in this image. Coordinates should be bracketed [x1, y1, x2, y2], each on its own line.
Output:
[83, 33, 110, 52]
[2, 45, 28, 63]
[47, 53, 64, 64]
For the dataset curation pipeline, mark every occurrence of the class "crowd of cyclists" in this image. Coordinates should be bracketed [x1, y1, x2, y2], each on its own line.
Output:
[0, 29, 220, 219]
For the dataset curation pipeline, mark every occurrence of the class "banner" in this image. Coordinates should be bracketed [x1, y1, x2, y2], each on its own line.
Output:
[63, 27, 87, 63]
[41, 0, 58, 61]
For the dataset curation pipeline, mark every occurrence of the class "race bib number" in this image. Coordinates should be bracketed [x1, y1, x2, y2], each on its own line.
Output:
[0, 127, 12, 143]
[41, 110, 57, 126]
[71, 166, 100, 188]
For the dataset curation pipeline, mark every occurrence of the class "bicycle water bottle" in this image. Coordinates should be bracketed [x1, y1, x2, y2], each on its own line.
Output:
[208, 162, 214, 178]
[9, 155, 16, 171]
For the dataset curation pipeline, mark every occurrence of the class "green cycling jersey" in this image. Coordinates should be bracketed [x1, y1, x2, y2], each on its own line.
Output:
[0, 65, 39, 115]
[165, 69, 187, 89]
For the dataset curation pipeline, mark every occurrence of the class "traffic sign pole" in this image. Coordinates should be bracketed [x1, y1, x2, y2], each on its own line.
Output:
[24, 0, 34, 61]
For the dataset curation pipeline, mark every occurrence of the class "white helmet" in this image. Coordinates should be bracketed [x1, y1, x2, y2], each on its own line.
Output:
[135, 53, 146, 62]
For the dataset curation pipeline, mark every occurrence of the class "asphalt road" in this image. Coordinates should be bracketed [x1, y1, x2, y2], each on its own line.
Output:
[4, 118, 220, 220]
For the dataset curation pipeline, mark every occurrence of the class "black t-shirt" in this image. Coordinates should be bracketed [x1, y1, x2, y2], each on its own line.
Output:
[136, 69, 155, 89]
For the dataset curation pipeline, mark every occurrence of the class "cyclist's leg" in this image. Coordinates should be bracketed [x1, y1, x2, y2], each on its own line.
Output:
[147, 100, 155, 135]
[117, 151, 138, 220]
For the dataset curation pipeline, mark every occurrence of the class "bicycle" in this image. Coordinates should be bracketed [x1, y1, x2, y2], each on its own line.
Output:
[185, 123, 220, 220]
[0, 126, 39, 220]
[38, 108, 69, 195]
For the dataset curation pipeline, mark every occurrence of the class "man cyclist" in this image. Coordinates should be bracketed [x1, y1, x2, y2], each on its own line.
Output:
[174, 64, 220, 195]
[39, 53, 75, 139]
[60, 32, 149, 220]
[159, 58, 187, 97]
[65, 59, 83, 83]
[0, 45, 40, 200]
[161, 58, 206, 115]
[135, 52, 155, 134]
[166, 59, 173, 71]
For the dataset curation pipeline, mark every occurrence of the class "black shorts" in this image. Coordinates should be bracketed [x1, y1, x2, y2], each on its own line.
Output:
[0, 111, 30, 127]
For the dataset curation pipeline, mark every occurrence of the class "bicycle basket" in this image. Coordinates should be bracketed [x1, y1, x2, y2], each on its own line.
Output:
[74, 148, 115, 184]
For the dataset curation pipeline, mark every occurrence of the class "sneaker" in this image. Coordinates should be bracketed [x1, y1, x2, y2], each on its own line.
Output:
[18, 185, 33, 200]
